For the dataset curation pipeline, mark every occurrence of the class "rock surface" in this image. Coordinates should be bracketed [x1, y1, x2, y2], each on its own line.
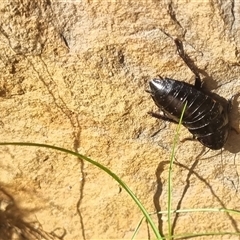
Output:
[0, 1, 240, 239]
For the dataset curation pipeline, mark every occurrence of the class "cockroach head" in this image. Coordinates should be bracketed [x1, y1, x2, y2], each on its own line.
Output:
[149, 78, 166, 93]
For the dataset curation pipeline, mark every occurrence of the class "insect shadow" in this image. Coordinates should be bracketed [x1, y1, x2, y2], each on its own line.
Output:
[223, 92, 240, 153]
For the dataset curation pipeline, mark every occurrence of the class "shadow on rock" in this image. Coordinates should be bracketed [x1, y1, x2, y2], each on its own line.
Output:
[0, 187, 65, 240]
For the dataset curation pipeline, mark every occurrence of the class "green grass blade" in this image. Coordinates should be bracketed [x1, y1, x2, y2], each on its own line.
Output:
[153, 207, 240, 215]
[169, 231, 240, 239]
[131, 216, 145, 240]
[0, 142, 162, 240]
[168, 102, 187, 238]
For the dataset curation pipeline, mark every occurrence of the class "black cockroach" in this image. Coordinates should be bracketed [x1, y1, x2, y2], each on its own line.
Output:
[148, 76, 230, 149]
[147, 39, 231, 150]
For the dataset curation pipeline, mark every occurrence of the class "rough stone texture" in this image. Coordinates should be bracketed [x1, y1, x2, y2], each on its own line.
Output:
[0, 0, 240, 239]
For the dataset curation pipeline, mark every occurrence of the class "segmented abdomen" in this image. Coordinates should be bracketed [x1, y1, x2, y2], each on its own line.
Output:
[149, 78, 229, 149]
